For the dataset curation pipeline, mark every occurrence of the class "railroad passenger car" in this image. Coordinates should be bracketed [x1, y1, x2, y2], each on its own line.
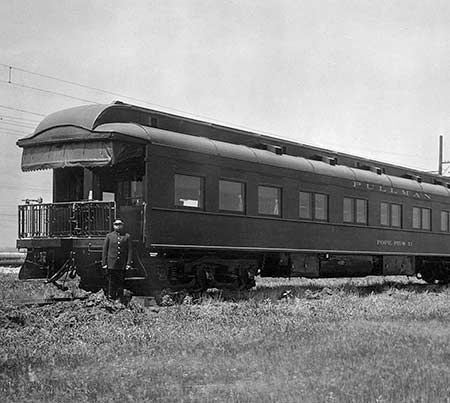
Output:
[16, 101, 450, 295]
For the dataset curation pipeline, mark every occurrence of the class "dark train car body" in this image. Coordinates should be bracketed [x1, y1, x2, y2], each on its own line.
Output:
[16, 102, 450, 295]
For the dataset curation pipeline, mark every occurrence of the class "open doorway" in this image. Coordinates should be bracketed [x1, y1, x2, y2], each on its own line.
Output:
[52, 158, 145, 241]
[98, 160, 145, 240]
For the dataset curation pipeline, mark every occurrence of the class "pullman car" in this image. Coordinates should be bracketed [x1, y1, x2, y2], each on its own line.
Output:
[16, 101, 450, 295]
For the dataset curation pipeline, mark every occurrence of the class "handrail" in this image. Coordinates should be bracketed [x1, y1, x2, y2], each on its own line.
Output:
[18, 201, 116, 238]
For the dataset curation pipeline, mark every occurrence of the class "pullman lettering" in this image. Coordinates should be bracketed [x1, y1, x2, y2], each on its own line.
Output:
[352, 181, 431, 200]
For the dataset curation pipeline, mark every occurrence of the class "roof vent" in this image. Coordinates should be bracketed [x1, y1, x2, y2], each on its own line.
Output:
[404, 173, 422, 183]
[257, 143, 284, 155]
[149, 116, 158, 127]
[434, 179, 450, 188]
[312, 155, 337, 166]
[356, 163, 383, 175]
[370, 166, 383, 175]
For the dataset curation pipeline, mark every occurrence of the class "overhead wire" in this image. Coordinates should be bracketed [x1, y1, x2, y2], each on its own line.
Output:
[0, 122, 31, 132]
[0, 120, 29, 132]
[0, 63, 318, 137]
[0, 80, 100, 104]
[0, 114, 40, 124]
[0, 121, 32, 129]
[0, 114, 37, 136]
[0, 119, 36, 129]
[0, 63, 442, 170]
[0, 121, 37, 130]
[0, 129, 29, 136]
[2, 64, 293, 143]
[0, 104, 45, 117]
[0, 63, 189, 111]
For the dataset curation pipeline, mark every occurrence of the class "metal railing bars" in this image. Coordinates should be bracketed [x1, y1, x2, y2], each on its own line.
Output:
[18, 201, 116, 238]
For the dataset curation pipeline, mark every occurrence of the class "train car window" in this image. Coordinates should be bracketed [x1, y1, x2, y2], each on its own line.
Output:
[381, 202, 402, 227]
[412, 207, 421, 229]
[314, 194, 328, 221]
[422, 208, 431, 230]
[299, 192, 312, 219]
[441, 211, 449, 232]
[219, 180, 245, 212]
[391, 204, 402, 228]
[117, 180, 144, 206]
[413, 207, 431, 230]
[343, 198, 353, 222]
[343, 198, 367, 224]
[258, 186, 281, 216]
[174, 174, 204, 209]
[356, 199, 368, 224]
[380, 202, 389, 226]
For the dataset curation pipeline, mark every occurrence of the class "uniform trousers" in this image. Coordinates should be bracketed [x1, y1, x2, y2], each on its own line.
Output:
[106, 269, 125, 300]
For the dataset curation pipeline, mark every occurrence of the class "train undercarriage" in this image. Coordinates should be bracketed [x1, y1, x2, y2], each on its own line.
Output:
[17, 236, 450, 301]
[17, 241, 258, 297]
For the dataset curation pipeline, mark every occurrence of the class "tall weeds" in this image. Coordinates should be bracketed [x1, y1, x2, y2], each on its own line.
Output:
[1, 274, 450, 402]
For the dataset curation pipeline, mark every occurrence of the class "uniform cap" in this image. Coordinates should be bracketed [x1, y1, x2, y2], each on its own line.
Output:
[113, 219, 124, 225]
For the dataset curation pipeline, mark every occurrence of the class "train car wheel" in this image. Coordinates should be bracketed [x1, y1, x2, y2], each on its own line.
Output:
[421, 273, 436, 284]
[420, 265, 437, 284]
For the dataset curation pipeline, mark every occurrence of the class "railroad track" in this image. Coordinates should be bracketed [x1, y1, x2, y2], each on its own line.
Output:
[2, 295, 89, 307]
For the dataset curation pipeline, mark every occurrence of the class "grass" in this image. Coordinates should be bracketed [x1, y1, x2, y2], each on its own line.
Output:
[1, 273, 450, 402]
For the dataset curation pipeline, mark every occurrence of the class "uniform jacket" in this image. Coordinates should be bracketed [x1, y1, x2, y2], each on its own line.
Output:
[102, 231, 133, 270]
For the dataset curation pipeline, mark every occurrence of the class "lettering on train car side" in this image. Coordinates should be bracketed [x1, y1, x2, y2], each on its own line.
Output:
[376, 239, 413, 247]
[352, 181, 432, 200]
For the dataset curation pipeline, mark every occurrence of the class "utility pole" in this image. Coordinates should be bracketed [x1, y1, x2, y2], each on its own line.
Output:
[438, 135, 450, 176]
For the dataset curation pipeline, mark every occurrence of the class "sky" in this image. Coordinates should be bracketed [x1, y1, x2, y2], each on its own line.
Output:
[1, 0, 450, 247]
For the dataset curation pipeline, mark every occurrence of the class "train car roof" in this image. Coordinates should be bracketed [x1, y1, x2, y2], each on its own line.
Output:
[17, 101, 449, 187]
[17, 120, 450, 198]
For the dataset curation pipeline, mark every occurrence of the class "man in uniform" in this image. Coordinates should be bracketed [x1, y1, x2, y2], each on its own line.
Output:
[102, 218, 132, 299]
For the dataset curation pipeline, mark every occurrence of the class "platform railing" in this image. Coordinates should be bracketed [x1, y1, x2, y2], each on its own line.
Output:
[18, 201, 116, 238]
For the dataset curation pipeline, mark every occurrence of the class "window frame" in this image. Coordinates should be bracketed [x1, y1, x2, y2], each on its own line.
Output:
[380, 201, 402, 228]
[390, 203, 402, 228]
[257, 185, 282, 217]
[298, 191, 329, 221]
[299, 191, 313, 220]
[441, 210, 450, 232]
[412, 206, 421, 229]
[343, 197, 368, 225]
[422, 208, 431, 231]
[355, 198, 368, 224]
[343, 197, 354, 223]
[174, 173, 205, 210]
[380, 202, 390, 226]
[116, 179, 144, 207]
[412, 206, 432, 231]
[218, 179, 246, 214]
[314, 193, 329, 222]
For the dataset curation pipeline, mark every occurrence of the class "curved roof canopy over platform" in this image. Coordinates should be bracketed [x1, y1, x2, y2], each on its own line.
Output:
[17, 104, 148, 171]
